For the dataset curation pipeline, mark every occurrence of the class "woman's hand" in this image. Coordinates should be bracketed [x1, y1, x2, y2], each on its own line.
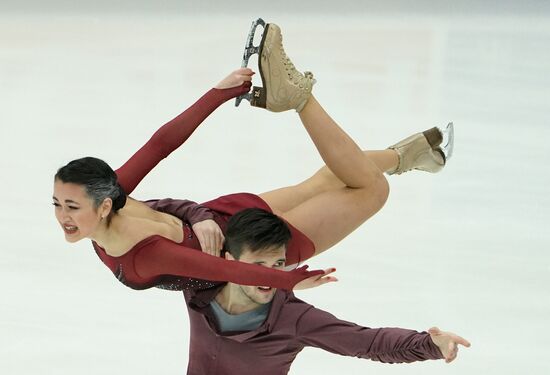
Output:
[428, 327, 471, 363]
[293, 268, 338, 290]
[215, 67, 255, 89]
[191, 219, 225, 257]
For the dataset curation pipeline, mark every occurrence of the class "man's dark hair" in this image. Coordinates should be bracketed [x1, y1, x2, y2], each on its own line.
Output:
[224, 208, 291, 259]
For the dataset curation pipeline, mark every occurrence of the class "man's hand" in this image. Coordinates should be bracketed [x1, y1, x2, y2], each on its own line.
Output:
[293, 268, 338, 290]
[191, 219, 224, 257]
[428, 327, 471, 363]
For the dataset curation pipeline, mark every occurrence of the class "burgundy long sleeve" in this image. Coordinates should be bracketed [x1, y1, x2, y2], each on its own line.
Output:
[115, 84, 250, 195]
[145, 198, 213, 226]
[184, 288, 444, 375]
[295, 307, 444, 363]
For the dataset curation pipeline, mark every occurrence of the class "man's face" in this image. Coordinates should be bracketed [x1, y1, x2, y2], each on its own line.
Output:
[228, 245, 286, 306]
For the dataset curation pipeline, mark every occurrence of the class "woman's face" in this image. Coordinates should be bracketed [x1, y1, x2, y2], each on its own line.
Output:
[53, 180, 105, 242]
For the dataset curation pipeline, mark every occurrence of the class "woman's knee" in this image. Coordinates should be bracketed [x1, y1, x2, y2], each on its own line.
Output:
[357, 175, 390, 213]
[374, 175, 390, 209]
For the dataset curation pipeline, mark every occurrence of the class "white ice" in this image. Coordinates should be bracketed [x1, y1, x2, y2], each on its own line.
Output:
[1, 2, 549, 374]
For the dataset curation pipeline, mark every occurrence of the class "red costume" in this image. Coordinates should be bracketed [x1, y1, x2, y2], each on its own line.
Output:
[93, 84, 319, 291]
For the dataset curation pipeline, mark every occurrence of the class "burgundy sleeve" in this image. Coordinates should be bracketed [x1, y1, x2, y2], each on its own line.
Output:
[133, 238, 323, 290]
[115, 82, 251, 194]
[145, 198, 214, 226]
[295, 307, 444, 363]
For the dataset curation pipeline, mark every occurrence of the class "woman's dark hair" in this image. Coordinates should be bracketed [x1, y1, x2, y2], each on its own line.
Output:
[224, 208, 291, 259]
[55, 157, 127, 223]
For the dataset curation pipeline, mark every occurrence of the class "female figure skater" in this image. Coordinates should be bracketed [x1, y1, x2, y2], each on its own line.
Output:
[53, 23, 451, 292]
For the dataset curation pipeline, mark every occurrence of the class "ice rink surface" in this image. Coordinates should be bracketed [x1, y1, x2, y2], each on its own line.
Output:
[1, 1, 549, 374]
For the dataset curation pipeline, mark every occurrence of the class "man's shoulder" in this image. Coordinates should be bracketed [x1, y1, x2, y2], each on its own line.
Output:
[276, 290, 315, 314]
[266, 291, 322, 335]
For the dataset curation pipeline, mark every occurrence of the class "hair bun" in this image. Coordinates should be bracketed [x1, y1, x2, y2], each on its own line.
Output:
[112, 183, 127, 211]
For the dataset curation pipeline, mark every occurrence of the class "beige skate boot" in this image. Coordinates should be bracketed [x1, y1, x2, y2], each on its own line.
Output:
[250, 23, 316, 112]
[388, 124, 454, 175]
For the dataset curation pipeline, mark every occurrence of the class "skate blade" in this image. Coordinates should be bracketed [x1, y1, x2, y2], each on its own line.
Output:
[236, 18, 266, 107]
[438, 122, 454, 160]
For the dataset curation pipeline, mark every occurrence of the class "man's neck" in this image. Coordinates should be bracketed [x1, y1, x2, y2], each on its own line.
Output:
[214, 283, 261, 315]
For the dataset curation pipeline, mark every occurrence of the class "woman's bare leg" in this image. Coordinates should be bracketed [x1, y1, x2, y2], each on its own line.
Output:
[260, 149, 398, 214]
[260, 96, 389, 255]
[254, 23, 446, 255]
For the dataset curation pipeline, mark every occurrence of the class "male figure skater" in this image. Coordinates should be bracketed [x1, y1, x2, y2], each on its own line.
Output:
[182, 208, 470, 375]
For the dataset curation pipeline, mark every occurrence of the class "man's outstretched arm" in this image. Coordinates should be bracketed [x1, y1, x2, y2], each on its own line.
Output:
[295, 305, 470, 364]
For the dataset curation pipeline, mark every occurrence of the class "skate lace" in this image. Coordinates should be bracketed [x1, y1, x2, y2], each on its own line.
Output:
[280, 41, 314, 88]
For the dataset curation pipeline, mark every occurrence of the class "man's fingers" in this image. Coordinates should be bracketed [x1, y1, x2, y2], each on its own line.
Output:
[216, 232, 225, 253]
[446, 345, 458, 363]
[191, 220, 226, 256]
[205, 239, 213, 255]
[446, 332, 471, 348]
[455, 335, 471, 348]
[444, 341, 460, 363]
[196, 234, 207, 252]
[448, 341, 455, 354]
[426, 327, 470, 364]
[197, 234, 215, 256]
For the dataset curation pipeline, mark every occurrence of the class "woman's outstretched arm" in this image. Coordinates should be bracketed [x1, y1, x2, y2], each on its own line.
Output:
[116, 68, 253, 194]
[132, 238, 333, 290]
